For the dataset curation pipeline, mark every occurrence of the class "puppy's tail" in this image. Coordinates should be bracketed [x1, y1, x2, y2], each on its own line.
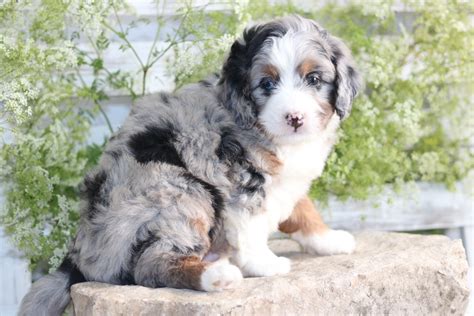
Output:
[18, 257, 85, 316]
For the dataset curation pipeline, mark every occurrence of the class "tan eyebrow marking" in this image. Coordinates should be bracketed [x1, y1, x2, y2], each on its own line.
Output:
[262, 64, 279, 79]
[298, 59, 318, 77]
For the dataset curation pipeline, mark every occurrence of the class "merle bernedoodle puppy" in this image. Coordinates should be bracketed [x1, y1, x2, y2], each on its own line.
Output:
[20, 15, 361, 316]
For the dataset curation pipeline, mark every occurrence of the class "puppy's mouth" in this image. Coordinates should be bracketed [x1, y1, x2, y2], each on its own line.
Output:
[277, 124, 315, 144]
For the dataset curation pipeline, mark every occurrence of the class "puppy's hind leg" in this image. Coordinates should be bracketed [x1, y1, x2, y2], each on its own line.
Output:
[133, 247, 242, 292]
[279, 196, 355, 255]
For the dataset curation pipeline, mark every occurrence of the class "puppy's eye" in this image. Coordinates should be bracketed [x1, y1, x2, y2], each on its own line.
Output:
[260, 78, 277, 92]
[305, 72, 321, 87]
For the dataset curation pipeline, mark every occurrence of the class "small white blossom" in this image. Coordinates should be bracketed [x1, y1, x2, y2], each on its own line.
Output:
[387, 99, 422, 145]
[215, 33, 236, 53]
[232, 0, 250, 22]
[0, 79, 38, 125]
[414, 152, 446, 181]
[355, 0, 393, 20]
[49, 244, 68, 271]
[175, 49, 197, 78]
[67, 0, 111, 37]
[45, 43, 78, 69]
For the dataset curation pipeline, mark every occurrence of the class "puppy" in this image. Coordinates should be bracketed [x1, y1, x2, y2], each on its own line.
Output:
[19, 15, 361, 316]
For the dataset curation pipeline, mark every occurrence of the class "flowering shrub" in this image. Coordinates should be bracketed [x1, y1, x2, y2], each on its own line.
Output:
[0, 0, 200, 269]
[0, 0, 472, 270]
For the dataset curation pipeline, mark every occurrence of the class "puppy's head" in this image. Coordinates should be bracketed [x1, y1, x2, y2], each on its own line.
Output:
[219, 15, 362, 144]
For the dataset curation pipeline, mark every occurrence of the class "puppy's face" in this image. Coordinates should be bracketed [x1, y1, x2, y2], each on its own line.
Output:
[250, 31, 337, 144]
[220, 16, 361, 145]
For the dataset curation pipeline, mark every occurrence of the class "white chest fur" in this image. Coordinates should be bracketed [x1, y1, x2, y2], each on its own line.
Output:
[264, 125, 338, 232]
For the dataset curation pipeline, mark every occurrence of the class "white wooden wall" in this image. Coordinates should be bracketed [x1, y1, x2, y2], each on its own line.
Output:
[1, 1, 473, 315]
[0, 190, 31, 316]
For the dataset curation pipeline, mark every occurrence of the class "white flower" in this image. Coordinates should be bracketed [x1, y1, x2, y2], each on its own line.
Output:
[49, 244, 68, 271]
[0, 79, 38, 125]
[67, 0, 111, 37]
[175, 48, 197, 78]
[358, 97, 380, 123]
[46, 43, 78, 69]
[355, 0, 393, 20]
[215, 33, 236, 53]
[232, 0, 250, 21]
[387, 99, 422, 145]
[414, 152, 446, 180]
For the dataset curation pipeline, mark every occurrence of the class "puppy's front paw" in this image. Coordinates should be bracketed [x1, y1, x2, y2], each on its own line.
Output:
[293, 229, 356, 256]
[200, 261, 243, 292]
[241, 255, 291, 277]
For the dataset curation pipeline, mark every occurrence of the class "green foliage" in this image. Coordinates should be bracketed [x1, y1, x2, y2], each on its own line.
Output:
[1, 0, 472, 270]
[0, 0, 198, 269]
[307, 1, 474, 201]
[0, 1, 90, 270]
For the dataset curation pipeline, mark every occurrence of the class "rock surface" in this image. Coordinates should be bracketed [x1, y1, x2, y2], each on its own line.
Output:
[71, 232, 470, 315]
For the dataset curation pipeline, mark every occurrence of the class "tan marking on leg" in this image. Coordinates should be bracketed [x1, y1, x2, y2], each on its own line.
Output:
[173, 256, 209, 290]
[279, 196, 329, 236]
[192, 218, 209, 237]
[190, 218, 211, 252]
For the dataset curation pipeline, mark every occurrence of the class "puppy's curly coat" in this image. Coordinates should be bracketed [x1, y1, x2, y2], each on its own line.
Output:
[20, 15, 361, 315]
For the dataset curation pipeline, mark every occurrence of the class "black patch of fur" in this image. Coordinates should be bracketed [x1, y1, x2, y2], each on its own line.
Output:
[183, 172, 225, 242]
[346, 65, 359, 97]
[160, 93, 171, 104]
[104, 149, 122, 161]
[131, 231, 160, 266]
[180, 171, 225, 241]
[328, 41, 361, 119]
[131, 235, 160, 263]
[241, 165, 266, 194]
[216, 127, 245, 164]
[57, 257, 86, 289]
[84, 253, 99, 266]
[216, 127, 265, 194]
[117, 269, 136, 285]
[329, 84, 338, 109]
[127, 224, 161, 284]
[181, 172, 224, 217]
[171, 244, 204, 255]
[128, 125, 185, 168]
[199, 79, 213, 87]
[81, 170, 108, 220]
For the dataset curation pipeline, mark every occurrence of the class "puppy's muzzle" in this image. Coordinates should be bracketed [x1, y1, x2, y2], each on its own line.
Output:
[286, 112, 304, 132]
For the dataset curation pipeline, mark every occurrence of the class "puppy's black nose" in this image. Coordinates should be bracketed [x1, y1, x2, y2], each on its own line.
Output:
[286, 113, 304, 132]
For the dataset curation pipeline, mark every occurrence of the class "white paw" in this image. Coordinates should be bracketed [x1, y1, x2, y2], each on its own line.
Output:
[200, 261, 243, 292]
[241, 255, 291, 277]
[293, 229, 356, 256]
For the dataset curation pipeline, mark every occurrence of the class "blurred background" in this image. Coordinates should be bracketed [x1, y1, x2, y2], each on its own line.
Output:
[0, 0, 472, 315]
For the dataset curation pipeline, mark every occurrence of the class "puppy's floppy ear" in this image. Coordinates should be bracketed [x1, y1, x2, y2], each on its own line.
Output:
[219, 22, 285, 129]
[327, 36, 362, 120]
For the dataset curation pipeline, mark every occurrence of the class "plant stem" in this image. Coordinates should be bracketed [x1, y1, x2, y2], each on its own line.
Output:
[97, 101, 114, 134]
[103, 7, 145, 70]
[148, 11, 190, 68]
[75, 69, 114, 134]
[142, 66, 148, 96]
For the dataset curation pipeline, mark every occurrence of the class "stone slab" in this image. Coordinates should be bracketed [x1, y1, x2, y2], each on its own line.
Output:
[71, 232, 470, 316]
